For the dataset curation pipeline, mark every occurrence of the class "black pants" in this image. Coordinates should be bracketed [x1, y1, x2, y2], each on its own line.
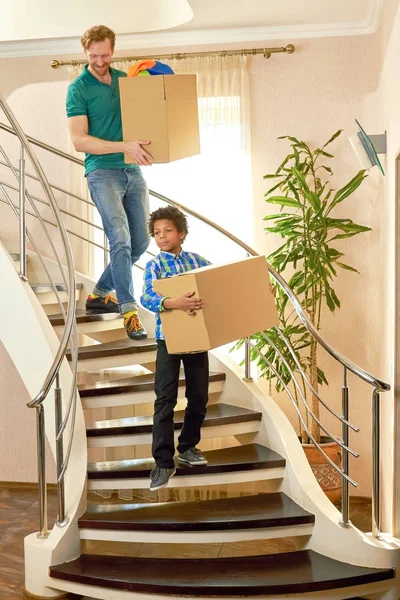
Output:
[152, 340, 209, 468]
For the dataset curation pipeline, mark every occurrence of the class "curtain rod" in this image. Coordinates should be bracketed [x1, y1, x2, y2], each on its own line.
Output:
[50, 44, 295, 68]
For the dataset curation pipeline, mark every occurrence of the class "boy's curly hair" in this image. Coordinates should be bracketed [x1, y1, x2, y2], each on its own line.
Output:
[148, 206, 189, 240]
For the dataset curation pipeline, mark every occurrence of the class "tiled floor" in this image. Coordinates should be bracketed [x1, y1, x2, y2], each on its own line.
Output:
[0, 485, 373, 599]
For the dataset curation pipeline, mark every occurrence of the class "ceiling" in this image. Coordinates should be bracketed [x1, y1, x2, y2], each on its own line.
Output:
[0, 0, 382, 58]
[179, 0, 374, 31]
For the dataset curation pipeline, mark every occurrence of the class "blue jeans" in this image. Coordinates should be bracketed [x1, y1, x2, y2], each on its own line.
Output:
[87, 168, 150, 313]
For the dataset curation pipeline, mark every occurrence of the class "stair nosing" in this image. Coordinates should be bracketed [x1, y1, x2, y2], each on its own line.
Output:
[85, 403, 262, 438]
[49, 310, 122, 326]
[78, 492, 315, 532]
[79, 371, 226, 398]
[30, 282, 83, 292]
[87, 444, 286, 480]
[67, 338, 157, 361]
[49, 550, 395, 596]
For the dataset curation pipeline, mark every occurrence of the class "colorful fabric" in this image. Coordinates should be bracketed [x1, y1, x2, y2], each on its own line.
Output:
[140, 250, 210, 339]
[127, 59, 174, 77]
[127, 59, 156, 77]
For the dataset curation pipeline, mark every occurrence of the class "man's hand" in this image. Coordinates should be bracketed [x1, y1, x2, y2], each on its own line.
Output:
[164, 291, 204, 315]
[124, 140, 153, 166]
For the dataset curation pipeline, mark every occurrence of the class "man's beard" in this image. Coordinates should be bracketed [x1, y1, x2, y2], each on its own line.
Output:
[93, 64, 109, 75]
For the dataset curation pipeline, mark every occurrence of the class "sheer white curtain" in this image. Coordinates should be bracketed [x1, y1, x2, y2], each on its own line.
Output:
[67, 65, 95, 278]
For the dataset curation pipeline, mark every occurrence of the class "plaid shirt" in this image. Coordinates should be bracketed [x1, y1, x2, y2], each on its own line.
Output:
[140, 250, 210, 340]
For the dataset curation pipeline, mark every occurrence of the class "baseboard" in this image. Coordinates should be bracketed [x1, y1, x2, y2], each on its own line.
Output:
[23, 589, 80, 600]
[0, 481, 58, 491]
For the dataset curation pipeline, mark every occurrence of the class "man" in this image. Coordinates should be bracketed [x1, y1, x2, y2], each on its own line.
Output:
[66, 24, 152, 340]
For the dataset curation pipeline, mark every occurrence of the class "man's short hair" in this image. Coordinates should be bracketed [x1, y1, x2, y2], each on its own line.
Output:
[148, 206, 189, 240]
[81, 25, 116, 51]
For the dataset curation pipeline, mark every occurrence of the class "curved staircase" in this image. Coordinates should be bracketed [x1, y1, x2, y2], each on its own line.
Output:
[22, 297, 400, 598]
[0, 94, 399, 600]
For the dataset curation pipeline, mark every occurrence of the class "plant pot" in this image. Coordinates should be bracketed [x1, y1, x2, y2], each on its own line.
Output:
[302, 438, 342, 505]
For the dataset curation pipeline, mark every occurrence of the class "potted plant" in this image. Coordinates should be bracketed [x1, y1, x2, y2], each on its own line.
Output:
[246, 130, 370, 502]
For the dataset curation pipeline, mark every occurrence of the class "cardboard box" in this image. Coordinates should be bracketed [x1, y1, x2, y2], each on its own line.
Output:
[153, 256, 279, 354]
[119, 74, 200, 164]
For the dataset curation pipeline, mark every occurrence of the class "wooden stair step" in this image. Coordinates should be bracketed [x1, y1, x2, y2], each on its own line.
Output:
[10, 252, 30, 263]
[67, 337, 157, 362]
[49, 550, 395, 596]
[79, 370, 226, 399]
[79, 492, 314, 531]
[30, 282, 83, 293]
[49, 308, 122, 327]
[86, 403, 262, 438]
[87, 443, 285, 480]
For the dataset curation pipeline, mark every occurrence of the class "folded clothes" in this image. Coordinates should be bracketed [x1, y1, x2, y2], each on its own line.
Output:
[127, 59, 174, 77]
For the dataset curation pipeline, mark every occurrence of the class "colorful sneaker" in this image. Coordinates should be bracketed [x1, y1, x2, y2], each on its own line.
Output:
[85, 294, 119, 314]
[124, 312, 148, 340]
[149, 466, 176, 491]
[178, 447, 208, 466]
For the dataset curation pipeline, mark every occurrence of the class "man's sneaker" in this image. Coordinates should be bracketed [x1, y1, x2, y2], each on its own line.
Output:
[178, 447, 208, 466]
[149, 466, 176, 491]
[124, 312, 148, 340]
[85, 294, 119, 314]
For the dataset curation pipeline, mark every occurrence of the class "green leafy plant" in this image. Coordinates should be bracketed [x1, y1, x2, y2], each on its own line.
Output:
[247, 131, 370, 443]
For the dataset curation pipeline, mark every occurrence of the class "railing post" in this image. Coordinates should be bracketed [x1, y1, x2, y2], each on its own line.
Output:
[372, 388, 381, 538]
[36, 405, 48, 538]
[340, 367, 351, 527]
[243, 337, 253, 382]
[19, 144, 27, 281]
[103, 232, 109, 270]
[54, 374, 68, 527]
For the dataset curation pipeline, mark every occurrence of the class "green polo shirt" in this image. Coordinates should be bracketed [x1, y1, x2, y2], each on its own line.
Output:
[66, 65, 137, 175]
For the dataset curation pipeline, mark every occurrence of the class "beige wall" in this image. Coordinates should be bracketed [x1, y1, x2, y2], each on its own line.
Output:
[247, 0, 400, 529]
[0, 341, 56, 482]
[1, 5, 400, 529]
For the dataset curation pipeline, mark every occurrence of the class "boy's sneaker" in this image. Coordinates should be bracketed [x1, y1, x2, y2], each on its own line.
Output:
[149, 466, 176, 491]
[178, 447, 208, 466]
[85, 294, 120, 314]
[124, 312, 148, 340]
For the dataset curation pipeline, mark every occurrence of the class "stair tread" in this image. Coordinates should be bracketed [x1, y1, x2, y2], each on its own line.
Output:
[79, 492, 314, 531]
[10, 252, 30, 263]
[49, 550, 395, 595]
[87, 443, 285, 479]
[49, 309, 122, 326]
[79, 370, 226, 398]
[30, 282, 83, 292]
[67, 337, 157, 361]
[86, 403, 262, 437]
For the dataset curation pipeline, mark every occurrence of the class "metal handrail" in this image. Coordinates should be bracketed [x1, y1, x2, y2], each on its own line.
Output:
[0, 114, 77, 408]
[0, 122, 84, 166]
[0, 96, 78, 534]
[0, 179, 103, 230]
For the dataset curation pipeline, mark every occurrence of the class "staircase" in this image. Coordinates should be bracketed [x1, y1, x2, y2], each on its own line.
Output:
[1, 94, 400, 600]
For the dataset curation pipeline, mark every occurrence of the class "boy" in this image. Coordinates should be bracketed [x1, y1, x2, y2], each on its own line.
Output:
[140, 206, 210, 491]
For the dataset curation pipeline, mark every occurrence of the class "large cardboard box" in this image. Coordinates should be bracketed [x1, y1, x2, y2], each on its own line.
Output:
[153, 256, 279, 354]
[119, 74, 200, 164]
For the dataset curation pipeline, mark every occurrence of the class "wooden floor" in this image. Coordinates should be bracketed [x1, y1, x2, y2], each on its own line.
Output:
[0, 485, 374, 599]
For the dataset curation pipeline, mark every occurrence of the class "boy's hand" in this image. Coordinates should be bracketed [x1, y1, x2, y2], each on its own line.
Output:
[175, 291, 204, 315]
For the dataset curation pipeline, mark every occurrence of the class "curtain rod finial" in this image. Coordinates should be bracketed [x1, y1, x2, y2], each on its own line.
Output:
[285, 44, 295, 54]
[51, 60, 61, 69]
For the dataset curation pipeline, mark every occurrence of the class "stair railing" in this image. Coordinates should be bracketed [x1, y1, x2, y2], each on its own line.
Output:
[0, 100, 79, 537]
[0, 119, 390, 538]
